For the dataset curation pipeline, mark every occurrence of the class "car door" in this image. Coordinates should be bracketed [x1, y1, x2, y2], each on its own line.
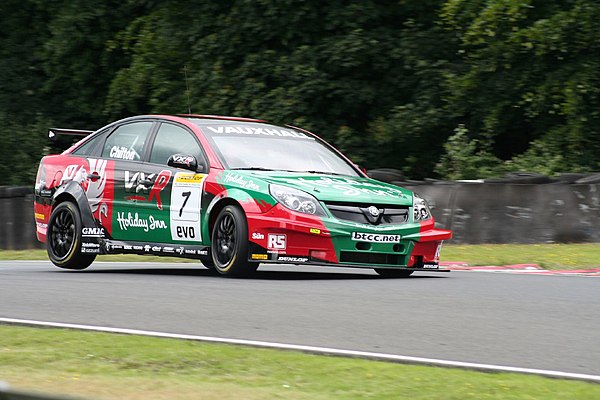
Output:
[139, 121, 209, 247]
[100, 120, 155, 242]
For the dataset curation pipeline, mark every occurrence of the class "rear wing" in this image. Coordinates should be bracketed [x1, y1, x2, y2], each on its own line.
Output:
[48, 128, 93, 142]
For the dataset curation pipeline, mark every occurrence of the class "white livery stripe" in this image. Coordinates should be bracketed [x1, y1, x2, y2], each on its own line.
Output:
[1, 317, 599, 383]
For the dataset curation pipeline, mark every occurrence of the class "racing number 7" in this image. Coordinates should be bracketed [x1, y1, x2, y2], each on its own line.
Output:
[179, 191, 191, 217]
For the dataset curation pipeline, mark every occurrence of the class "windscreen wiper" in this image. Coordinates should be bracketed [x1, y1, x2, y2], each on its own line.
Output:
[230, 167, 275, 171]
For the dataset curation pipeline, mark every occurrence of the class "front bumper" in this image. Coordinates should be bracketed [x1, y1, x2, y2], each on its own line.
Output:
[245, 204, 452, 270]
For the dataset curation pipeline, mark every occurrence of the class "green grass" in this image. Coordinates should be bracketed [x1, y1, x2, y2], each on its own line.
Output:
[442, 243, 600, 270]
[0, 325, 598, 400]
[2, 243, 599, 269]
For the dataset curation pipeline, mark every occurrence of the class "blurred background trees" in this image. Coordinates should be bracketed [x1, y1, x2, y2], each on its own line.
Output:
[1, 0, 598, 185]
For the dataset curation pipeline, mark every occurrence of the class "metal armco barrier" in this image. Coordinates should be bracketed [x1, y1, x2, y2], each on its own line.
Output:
[0, 382, 85, 400]
[0, 183, 598, 247]
[406, 183, 600, 244]
[0, 187, 40, 250]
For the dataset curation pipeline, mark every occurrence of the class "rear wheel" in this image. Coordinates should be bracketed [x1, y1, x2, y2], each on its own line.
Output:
[374, 269, 413, 278]
[211, 205, 258, 277]
[47, 201, 95, 270]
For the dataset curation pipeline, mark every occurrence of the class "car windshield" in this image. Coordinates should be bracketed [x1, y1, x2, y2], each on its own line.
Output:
[189, 119, 360, 176]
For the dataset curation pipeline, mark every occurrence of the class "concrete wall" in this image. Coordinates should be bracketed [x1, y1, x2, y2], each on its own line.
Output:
[407, 183, 600, 244]
[0, 183, 599, 248]
[0, 186, 40, 250]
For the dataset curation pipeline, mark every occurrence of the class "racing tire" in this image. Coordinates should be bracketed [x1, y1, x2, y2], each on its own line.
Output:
[374, 269, 413, 278]
[199, 256, 216, 271]
[46, 201, 96, 270]
[211, 205, 258, 277]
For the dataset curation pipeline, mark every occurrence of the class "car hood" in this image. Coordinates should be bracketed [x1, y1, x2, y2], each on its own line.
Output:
[241, 171, 413, 206]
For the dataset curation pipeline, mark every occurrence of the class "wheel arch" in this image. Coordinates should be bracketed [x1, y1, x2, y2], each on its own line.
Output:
[52, 181, 97, 231]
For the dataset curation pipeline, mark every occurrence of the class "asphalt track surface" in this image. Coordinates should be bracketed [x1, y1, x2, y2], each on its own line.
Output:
[0, 261, 598, 377]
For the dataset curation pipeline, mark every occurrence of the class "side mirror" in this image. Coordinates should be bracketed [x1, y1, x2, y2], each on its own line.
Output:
[167, 154, 201, 172]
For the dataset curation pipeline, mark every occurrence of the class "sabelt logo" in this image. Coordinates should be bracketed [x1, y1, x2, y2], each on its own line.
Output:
[351, 232, 401, 243]
[175, 173, 205, 184]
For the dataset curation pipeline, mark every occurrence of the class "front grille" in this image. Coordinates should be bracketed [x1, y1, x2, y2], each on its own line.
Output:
[340, 251, 405, 265]
[324, 202, 409, 226]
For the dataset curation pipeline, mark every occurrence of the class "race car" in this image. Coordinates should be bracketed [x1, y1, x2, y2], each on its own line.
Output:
[34, 114, 452, 277]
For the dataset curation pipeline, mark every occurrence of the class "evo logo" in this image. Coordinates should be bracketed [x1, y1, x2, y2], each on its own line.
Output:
[175, 225, 196, 239]
[267, 234, 286, 250]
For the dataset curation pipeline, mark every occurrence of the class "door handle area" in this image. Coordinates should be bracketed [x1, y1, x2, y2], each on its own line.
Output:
[87, 173, 101, 181]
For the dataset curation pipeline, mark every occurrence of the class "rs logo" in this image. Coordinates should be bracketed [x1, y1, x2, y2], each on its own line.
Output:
[176, 226, 196, 239]
[267, 234, 286, 250]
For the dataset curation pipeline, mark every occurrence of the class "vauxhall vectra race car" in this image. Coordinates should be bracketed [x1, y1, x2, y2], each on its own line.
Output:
[34, 114, 452, 277]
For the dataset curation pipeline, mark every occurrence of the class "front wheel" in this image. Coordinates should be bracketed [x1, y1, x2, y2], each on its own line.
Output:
[374, 269, 413, 278]
[211, 205, 258, 277]
[47, 201, 95, 270]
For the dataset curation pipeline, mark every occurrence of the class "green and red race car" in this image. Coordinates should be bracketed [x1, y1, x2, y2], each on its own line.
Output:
[34, 114, 451, 277]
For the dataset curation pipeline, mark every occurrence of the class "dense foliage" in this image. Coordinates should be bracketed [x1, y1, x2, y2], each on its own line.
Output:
[1, 0, 598, 185]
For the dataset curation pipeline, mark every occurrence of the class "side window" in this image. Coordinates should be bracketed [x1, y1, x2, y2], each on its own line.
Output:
[149, 123, 204, 166]
[101, 122, 153, 161]
[72, 129, 109, 156]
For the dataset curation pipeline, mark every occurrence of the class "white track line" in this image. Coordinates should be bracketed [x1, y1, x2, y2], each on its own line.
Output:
[1, 318, 599, 383]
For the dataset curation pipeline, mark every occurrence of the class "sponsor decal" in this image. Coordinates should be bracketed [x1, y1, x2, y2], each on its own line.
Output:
[176, 247, 185, 255]
[174, 172, 205, 184]
[110, 146, 138, 160]
[81, 242, 100, 249]
[251, 254, 268, 260]
[206, 125, 310, 139]
[81, 247, 100, 254]
[123, 245, 133, 250]
[40, 189, 53, 197]
[309, 228, 321, 235]
[170, 172, 206, 243]
[267, 234, 287, 250]
[151, 246, 162, 252]
[184, 249, 196, 255]
[36, 222, 48, 231]
[198, 249, 208, 256]
[223, 172, 260, 191]
[133, 245, 143, 251]
[116, 212, 167, 232]
[163, 246, 175, 253]
[289, 176, 407, 199]
[86, 158, 110, 224]
[125, 170, 172, 210]
[351, 232, 401, 243]
[61, 164, 87, 185]
[277, 256, 309, 263]
[82, 227, 105, 237]
[251, 232, 265, 240]
[423, 263, 439, 269]
[35, 213, 45, 220]
[172, 155, 196, 168]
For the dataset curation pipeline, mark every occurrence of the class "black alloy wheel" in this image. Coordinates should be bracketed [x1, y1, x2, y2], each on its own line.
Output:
[211, 205, 257, 277]
[47, 201, 95, 270]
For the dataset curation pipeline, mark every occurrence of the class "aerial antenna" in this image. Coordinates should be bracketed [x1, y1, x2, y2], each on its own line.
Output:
[184, 65, 192, 114]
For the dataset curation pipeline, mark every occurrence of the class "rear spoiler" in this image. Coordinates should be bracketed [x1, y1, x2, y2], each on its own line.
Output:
[48, 128, 93, 142]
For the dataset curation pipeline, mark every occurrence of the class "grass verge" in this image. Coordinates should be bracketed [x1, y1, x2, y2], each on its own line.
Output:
[1, 325, 598, 400]
[442, 243, 600, 270]
[1, 243, 599, 270]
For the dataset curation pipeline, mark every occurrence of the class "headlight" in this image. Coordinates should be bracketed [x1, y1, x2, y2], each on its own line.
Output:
[269, 184, 326, 216]
[413, 193, 432, 221]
